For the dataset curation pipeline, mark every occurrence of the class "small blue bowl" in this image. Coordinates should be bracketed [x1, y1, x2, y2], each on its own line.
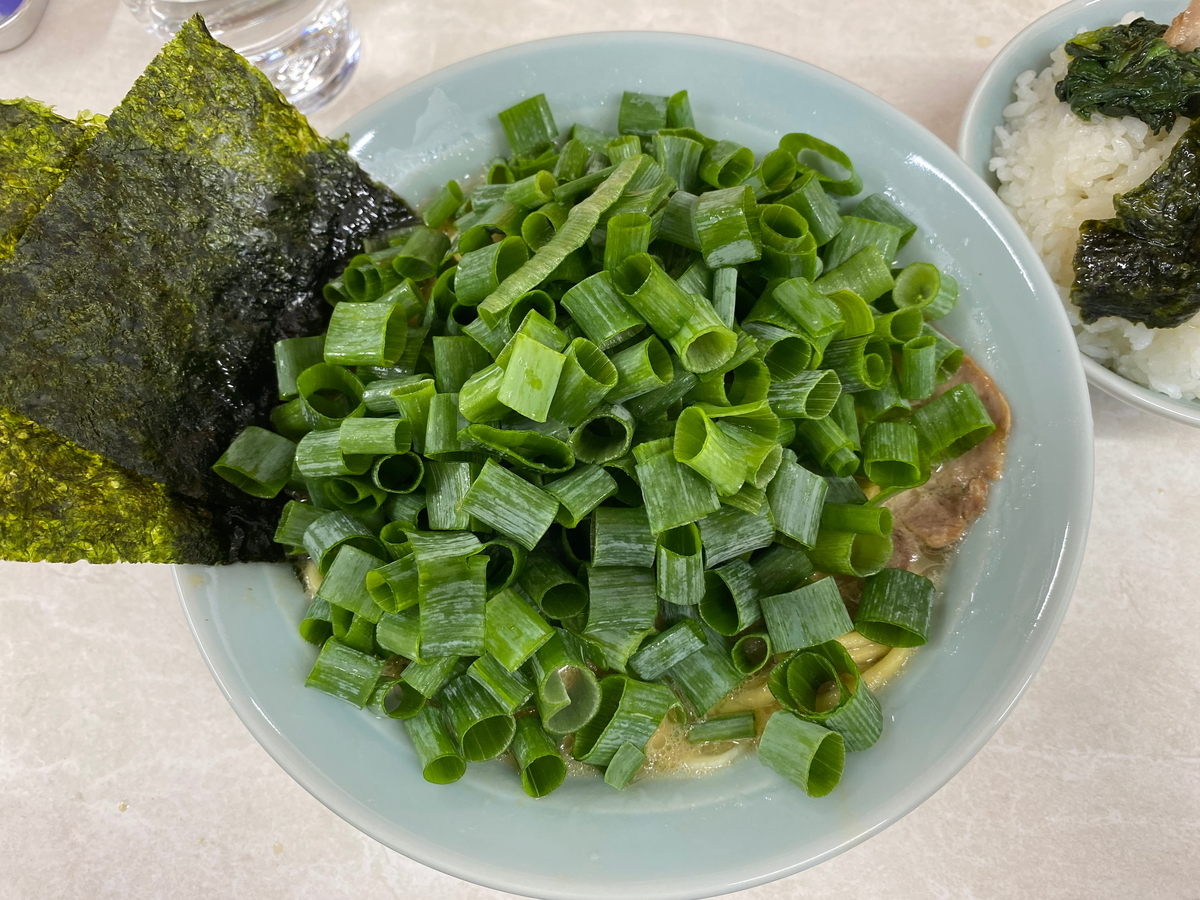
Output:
[958, 0, 1200, 427]
[176, 32, 1093, 900]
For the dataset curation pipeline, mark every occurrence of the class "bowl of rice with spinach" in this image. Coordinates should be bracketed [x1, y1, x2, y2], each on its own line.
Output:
[960, 0, 1200, 426]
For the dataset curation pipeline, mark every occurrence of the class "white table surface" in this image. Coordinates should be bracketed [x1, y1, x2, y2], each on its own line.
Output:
[2, 1, 1198, 897]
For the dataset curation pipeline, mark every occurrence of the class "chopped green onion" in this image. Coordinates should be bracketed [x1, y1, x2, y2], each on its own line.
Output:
[633, 439, 715, 535]
[479, 155, 643, 326]
[424, 460, 474, 531]
[498, 94, 558, 156]
[731, 632, 773, 675]
[212, 426, 295, 499]
[697, 503, 774, 567]
[468, 653, 534, 713]
[295, 428, 371, 478]
[418, 552, 487, 657]
[530, 629, 601, 733]
[815, 246, 895, 303]
[456, 236, 530, 307]
[768, 370, 842, 420]
[694, 185, 761, 267]
[504, 170, 557, 209]
[807, 528, 893, 578]
[560, 271, 645, 351]
[569, 403, 635, 465]
[822, 336, 889, 393]
[583, 565, 658, 670]
[422, 181, 463, 229]
[899, 335, 938, 401]
[778, 171, 842, 246]
[591, 506, 656, 568]
[607, 336, 675, 403]
[912, 383, 995, 460]
[296, 363, 366, 430]
[750, 543, 814, 595]
[655, 522, 705, 606]
[511, 714, 568, 797]
[302, 510, 384, 574]
[460, 458, 559, 550]
[604, 741, 648, 790]
[627, 618, 706, 681]
[862, 421, 923, 489]
[404, 707, 466, 784]
[821, 215, 903, 271]
[327, 474, 389, 514]
[305, 638, 384, 708]
[484, 586, 553, 670]
[368, 677, 427, 720]
[767, 450, 828, 547]
[780, 132, 862, 196]
[392, 226, 451, 281]
[853, 193, 916, 248]
[401, 655, 464, 699]
[376, 606, 421, 659]
[760, 577, 853, 652]
[497, 332, 566, 422]
[855, 567, 935, 647]
[553, 139, 589, 182]
[572, 674, 676, 765]
[820, 502, 893, 537]
[699, 140, 754, 189]
[688, 711, 756, 742]
[699, 559, 763, 636]
[442, 675, 516, 761]
[275, 336, 326, 401]
[758, 711, 844, 797]
[544, 464, 618, 528]
[666, 631, 743, 715]
[519, 550, 588, 618]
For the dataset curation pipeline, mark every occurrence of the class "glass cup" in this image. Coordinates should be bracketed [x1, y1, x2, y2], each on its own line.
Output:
[122, 0, 360, 113]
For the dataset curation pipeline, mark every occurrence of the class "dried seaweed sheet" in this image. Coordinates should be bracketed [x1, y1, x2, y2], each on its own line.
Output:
[0, 17, 415, 559]
[0, 408, 221, 563]
[0, 99, 98, 258]
[0, 100, 223, 563]
[1073, 115, 1200, 328]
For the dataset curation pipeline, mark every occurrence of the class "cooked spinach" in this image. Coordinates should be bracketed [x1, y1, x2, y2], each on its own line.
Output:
[1055, 18, 1200, 134]
[0, 16, 415, 560]
[1073, 115, 1200, 328]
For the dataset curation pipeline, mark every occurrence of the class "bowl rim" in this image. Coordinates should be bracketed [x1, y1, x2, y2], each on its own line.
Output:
[177, 29, 1095, 900]
[957, 0, 1200, 427]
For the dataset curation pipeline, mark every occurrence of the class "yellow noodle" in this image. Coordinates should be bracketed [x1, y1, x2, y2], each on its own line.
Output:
[861, 647, 917, 690]
[837, 631, 893, 669]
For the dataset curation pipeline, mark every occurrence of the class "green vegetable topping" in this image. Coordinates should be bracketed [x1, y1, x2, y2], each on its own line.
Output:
[1073, 116, 1200, 328]
[1056, 17, 1200, 134]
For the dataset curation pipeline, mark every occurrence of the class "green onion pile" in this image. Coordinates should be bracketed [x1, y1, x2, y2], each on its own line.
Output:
[212, 90, 997, 799]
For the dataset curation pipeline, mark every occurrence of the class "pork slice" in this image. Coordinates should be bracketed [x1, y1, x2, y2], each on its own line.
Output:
[885, 356, 1010, 553]
[1166, 0, 1200, 51]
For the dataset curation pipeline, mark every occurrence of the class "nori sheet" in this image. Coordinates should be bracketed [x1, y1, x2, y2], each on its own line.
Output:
[0, 100, 224, 563]
[0, 99, 98, 258]
[0, 16, 416, 559]
[0, 408, 221, 564]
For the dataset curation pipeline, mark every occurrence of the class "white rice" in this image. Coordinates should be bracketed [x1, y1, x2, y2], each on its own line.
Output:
[990, 43, 1200, 401]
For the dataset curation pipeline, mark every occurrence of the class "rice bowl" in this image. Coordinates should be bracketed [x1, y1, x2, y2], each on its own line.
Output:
[958, 0, 1200, 425]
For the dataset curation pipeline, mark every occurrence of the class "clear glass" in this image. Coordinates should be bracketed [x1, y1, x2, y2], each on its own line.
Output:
[122, 0, 359, 113]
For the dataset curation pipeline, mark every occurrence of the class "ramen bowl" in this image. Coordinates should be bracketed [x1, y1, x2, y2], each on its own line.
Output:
[176, 31, 1093, 900]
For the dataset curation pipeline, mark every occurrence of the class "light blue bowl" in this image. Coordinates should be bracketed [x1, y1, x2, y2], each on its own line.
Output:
[176, 32, 1093, 900]
[958, 0, 1200, 427]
